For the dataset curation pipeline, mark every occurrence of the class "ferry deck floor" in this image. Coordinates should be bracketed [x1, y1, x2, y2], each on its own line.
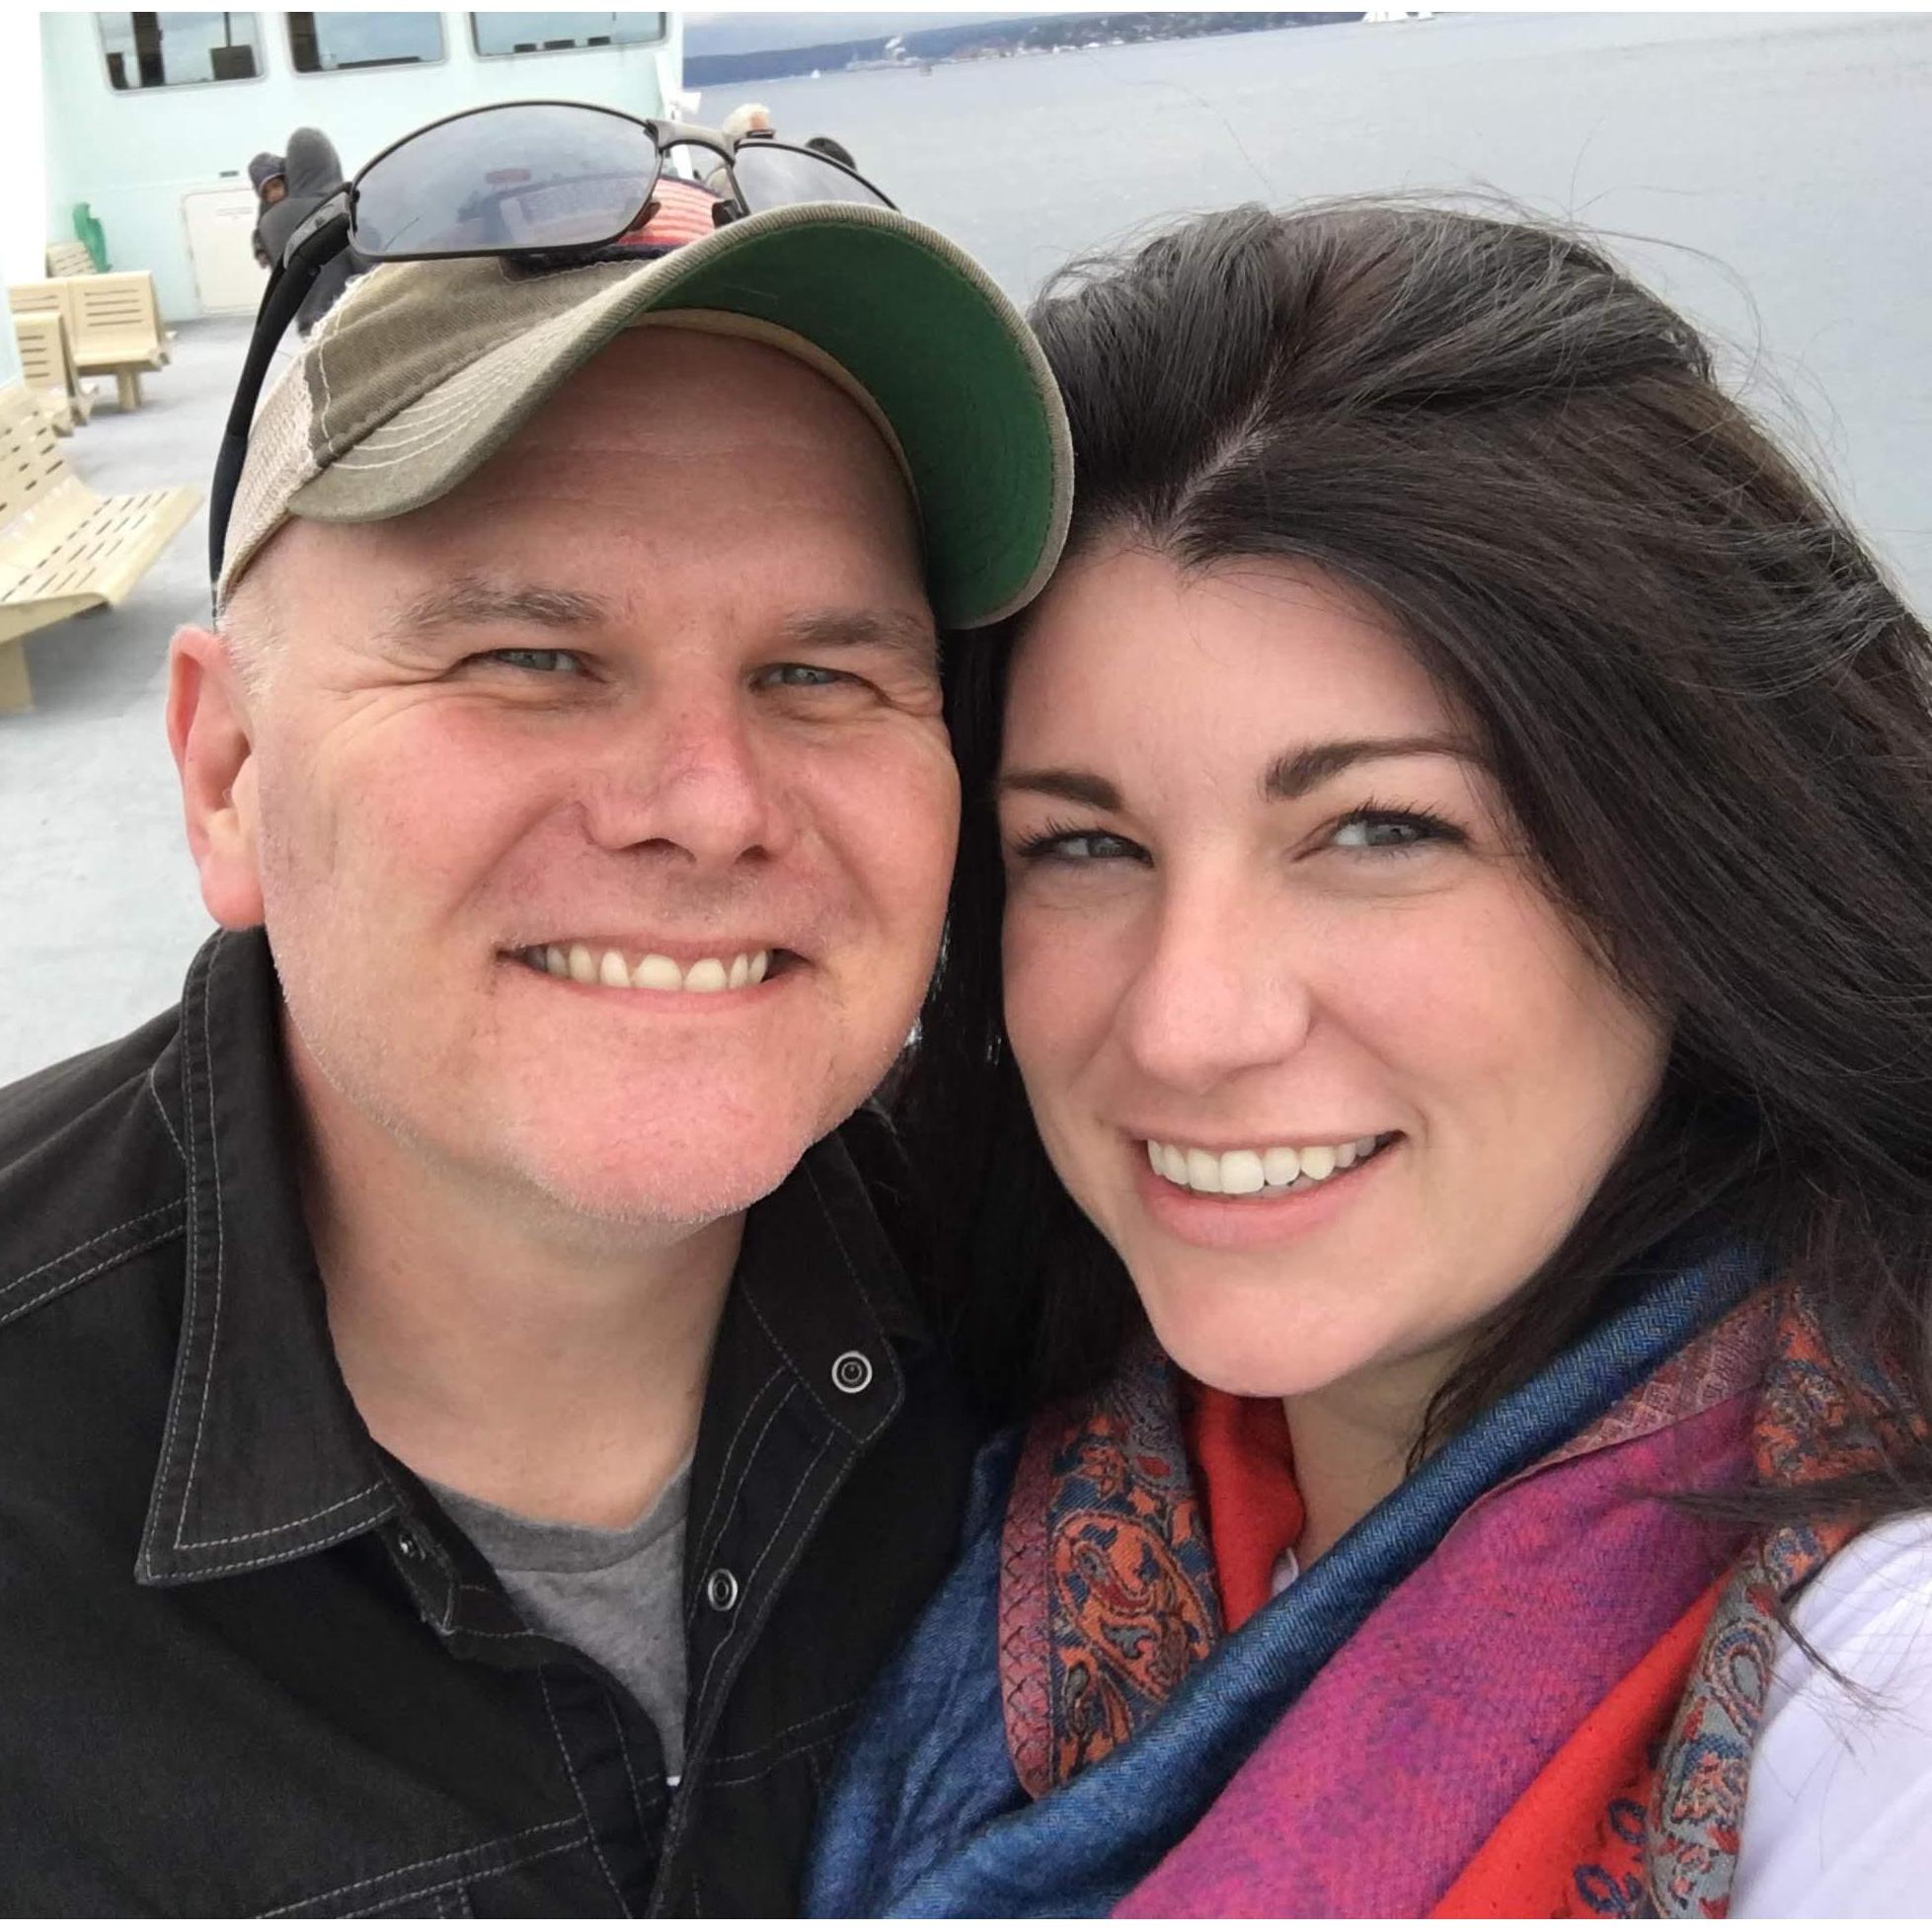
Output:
[3, 318, 254, 1083]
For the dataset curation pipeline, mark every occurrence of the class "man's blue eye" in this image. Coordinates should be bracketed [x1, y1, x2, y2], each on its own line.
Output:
[485, 648, 581, 675]
[765, 664, 847, 688]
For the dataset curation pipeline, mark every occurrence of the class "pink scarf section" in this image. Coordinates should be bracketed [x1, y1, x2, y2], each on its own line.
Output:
[1112, 1300, 1769, 1916]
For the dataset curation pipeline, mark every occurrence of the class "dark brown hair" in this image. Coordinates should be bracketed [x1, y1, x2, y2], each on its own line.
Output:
[901, 201, 1932, 1509]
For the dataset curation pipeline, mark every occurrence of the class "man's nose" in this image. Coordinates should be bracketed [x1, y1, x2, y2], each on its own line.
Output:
[1113, 874, 1315, 1096]
[577, 681, 796, 868]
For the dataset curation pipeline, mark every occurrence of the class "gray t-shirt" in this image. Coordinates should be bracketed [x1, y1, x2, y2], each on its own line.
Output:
[425, 1464, 692, 1776]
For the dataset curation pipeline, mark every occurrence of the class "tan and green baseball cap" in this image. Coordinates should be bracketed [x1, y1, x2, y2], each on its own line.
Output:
[223, 199, 1074, 630]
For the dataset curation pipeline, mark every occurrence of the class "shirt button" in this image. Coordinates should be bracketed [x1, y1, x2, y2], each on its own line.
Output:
[396, 1533, 420, 1561]
[831, 1349, 874, 1395]
[705, 1567, 740, 1613]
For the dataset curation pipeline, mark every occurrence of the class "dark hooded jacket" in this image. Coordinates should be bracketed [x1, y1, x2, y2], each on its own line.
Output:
[256, 127, 360, 334]
[248, 152, 284, 269]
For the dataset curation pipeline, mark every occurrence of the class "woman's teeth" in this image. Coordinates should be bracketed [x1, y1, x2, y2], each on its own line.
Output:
[523, 944, 772, 994]
[1145, 1135, 1384, 1197]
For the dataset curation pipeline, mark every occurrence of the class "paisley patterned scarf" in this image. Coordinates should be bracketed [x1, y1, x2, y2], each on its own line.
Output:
[1006, 1291, 1920, 1916]
[802, 1261, 1922, 1917]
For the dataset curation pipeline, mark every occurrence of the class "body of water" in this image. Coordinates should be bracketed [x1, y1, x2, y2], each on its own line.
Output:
[706, 11, 1931, 603]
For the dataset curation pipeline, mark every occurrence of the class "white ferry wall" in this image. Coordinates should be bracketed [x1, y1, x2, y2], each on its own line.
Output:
[0, 11, 47, 386]
[39, 10, 687, 322]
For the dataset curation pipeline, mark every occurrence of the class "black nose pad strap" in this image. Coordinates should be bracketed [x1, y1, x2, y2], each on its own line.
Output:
[207, 197, 352, 599]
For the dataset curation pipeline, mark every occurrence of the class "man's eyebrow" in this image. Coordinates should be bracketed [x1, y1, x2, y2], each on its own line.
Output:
[995, 768, 1123, 811]
[384, 577, 615, 640]
[1262, 734, 1484, 801]
[779, 608, 939, 670]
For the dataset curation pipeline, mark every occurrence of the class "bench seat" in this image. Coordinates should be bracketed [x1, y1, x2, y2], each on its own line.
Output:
[0, 384, 198, 712]
[11, 311, 97, 435]
[10, 272, 173, 412]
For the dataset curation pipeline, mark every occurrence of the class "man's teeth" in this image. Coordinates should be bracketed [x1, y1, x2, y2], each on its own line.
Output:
[529, 945, 772, 994]
[1145, 1135, 1383, 1197]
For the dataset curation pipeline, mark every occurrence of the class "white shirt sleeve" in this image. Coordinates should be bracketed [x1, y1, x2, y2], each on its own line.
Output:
[1730, 1507, 1932, 1916]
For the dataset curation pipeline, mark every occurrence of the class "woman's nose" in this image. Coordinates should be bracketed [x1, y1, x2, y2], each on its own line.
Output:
[1113, 879, 1315, 1095]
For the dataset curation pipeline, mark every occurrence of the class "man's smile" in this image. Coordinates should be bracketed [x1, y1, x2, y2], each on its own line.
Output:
[508, 941, 790, 994]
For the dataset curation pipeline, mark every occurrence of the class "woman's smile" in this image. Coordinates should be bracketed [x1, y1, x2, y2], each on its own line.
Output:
[1138, 1131, 1393, 1195]
[1131, 1129, 1405, 1252]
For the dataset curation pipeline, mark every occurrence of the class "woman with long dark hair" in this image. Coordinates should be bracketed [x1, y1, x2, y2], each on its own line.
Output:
[807, 201, 1932, 1915]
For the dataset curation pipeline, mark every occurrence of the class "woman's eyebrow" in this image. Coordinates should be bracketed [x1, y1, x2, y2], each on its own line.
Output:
[995, 767, 1122, 811]
[1262, 734, 1482, 801]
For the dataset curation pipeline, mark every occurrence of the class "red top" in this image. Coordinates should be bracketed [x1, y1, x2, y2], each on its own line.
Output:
[617, 177, 723, 249]
[1183, 1382, 1304, 1631]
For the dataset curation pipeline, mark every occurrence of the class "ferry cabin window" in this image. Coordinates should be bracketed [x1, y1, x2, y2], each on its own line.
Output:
[288, 13, 446, 73]
[469, 12, 668, 57]
[99, 11, 263, 88]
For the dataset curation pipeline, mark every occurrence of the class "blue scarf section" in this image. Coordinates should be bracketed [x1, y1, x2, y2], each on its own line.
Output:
[807, 1251, 1752, 1917]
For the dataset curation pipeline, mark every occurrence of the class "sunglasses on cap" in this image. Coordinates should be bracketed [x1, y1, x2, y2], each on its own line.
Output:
[209, 99, 896, 588]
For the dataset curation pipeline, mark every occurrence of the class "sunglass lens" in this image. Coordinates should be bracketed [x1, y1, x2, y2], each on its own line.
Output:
[727, 142, 893, 214]
[351, 104, 659, 257]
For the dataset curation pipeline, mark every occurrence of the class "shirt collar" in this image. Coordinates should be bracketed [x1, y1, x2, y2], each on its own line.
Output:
[138, 930, 395, 1584]
[137, 927, 933, 1586]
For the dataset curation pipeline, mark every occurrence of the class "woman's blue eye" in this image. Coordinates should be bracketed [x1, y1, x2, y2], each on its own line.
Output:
[1014, 825, 1143, 865]
[1331, 809, 1459, 852]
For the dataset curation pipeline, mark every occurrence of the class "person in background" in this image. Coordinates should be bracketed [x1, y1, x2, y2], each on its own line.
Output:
[256, 126, 358, 333]
[808, 201, 1932, 1916]
[805, 135, 860, 174]
[722, 102, 776, 143]
[248, 150, 285, 270]
[706, 105, 778, 196]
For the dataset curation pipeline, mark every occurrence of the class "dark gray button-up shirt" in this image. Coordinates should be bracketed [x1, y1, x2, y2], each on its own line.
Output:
[0, 928, 976, 1915]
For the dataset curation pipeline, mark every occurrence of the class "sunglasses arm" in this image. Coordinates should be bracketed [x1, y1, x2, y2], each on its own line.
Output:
[206, 202, 353, 596]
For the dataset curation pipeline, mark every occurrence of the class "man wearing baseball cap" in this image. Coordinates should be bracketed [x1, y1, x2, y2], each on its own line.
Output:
[0, 145, 1070, 1914]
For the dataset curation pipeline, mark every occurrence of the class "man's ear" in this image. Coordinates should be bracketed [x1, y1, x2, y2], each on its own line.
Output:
[167, 625, 266, 930]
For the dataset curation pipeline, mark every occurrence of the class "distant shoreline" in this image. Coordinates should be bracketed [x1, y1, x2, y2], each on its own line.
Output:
[685, 11, 1377, 89]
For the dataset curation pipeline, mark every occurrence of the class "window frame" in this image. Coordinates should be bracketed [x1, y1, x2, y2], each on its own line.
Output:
[466, 11, 669, 61]
[95, 9, 269, 93]
[283, 10, 449, 78]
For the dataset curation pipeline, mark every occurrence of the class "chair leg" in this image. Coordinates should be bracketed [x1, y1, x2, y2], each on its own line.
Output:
[116, 369, 142, 411]
[0, 639, 33, 715]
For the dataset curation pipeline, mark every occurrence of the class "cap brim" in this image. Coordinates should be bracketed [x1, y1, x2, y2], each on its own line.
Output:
[290, 203, 1072, 630]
